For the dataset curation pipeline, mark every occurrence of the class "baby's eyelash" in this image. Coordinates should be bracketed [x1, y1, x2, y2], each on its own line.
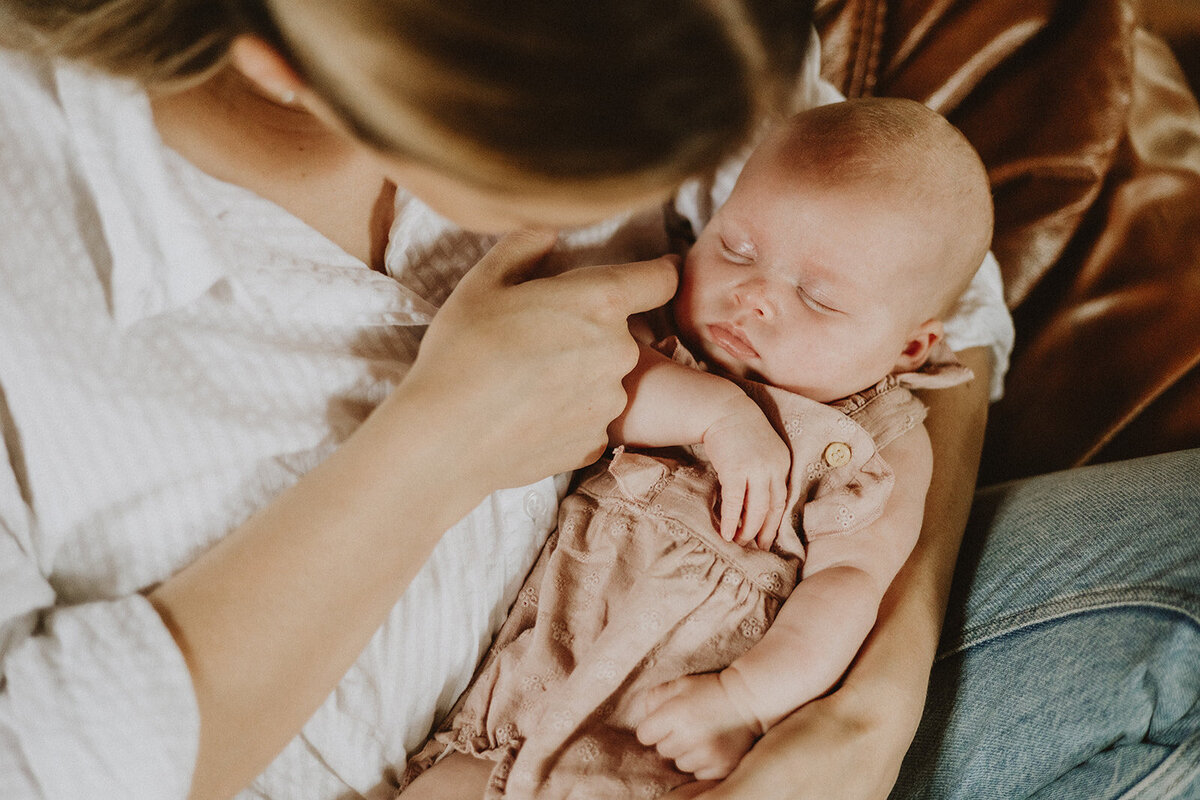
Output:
[721, 239, 756, 263]
[798, 287, 838, 314]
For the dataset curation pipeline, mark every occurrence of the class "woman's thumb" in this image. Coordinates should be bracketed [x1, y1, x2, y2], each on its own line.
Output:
[464, 229, 559, 290]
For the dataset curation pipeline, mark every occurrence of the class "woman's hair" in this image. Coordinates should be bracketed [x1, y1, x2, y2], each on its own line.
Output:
[3, 0, 816, 190]
[1, 1, 234, 87]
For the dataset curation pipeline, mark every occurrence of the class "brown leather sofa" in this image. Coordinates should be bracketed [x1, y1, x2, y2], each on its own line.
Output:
[814, 0, 1200, 484]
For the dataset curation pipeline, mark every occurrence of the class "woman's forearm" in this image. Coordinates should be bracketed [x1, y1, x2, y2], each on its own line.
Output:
[840, 346, 992, 733]
[150, 381, 491, 800]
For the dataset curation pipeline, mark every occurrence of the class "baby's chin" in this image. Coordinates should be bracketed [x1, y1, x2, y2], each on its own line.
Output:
[686, 332, 850, 401]
[699, 348, 781, 391]
[689, 339, 752, 380]
[709, 362, 862, 403]
[740, 367, 863, 404]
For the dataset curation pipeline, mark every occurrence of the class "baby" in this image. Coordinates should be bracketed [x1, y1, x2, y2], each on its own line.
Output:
[399, 97, 993, 799]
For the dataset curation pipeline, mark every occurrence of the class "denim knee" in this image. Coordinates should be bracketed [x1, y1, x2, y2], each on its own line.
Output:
[944, 447, 1200, 653]
[892, 449, 1200, 799]
[894, 606, 1200, 799]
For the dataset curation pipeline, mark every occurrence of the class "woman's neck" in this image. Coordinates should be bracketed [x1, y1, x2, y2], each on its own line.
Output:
[150, 66, 395, 270]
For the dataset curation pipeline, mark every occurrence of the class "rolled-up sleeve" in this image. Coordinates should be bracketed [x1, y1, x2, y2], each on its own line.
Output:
[941, 251, 1015, 401]
[0, 461, 199, 799]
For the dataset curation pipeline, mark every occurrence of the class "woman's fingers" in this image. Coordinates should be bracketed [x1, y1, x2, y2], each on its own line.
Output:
[552, 254, 681, 320]
[457, 228, 559, 288]
[403, 234, 678, 491]
[658, 780, 722, 799]
[463, 230, 679, 319]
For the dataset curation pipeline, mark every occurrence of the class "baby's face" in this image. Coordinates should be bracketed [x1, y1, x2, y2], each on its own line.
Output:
[674, 156, 939, 402]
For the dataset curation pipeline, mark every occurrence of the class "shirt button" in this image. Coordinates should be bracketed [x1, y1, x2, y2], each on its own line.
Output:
[823, 442, 852, 468]
[523, 490, 552, 526]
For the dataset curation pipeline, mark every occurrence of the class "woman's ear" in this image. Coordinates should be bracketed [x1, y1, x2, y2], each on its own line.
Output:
[228, 35, 307, 105]
[893, 318, 944, 373]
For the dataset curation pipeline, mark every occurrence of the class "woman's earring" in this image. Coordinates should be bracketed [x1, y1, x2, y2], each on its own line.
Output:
[279, 89, 297, 105]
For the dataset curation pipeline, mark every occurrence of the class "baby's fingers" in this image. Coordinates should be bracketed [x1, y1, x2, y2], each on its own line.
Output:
[735, 479, 770, 548]
[719, 479, 747, 543]
[636, 680, 690, 745]
[637, 709, 676, 749]
[755, 476, 788, 550]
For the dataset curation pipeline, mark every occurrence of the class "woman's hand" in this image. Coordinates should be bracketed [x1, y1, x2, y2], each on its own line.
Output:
[658, 682, 912, 800]
[402, 229, 679, 492]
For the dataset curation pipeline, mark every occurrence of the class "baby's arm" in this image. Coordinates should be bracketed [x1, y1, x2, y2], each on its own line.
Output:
[636, 423, 933, 780]
[608, 340, 746, 448]
[609, 340, 790, 546]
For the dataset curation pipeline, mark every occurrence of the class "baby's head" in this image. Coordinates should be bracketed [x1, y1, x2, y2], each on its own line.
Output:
[674, 97, 993, 402]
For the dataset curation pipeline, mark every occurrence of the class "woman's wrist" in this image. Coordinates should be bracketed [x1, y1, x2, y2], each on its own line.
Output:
[371, 376, 499, 523]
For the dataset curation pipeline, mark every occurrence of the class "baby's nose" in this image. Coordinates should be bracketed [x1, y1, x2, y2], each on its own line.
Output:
[735, 278, 777, 319]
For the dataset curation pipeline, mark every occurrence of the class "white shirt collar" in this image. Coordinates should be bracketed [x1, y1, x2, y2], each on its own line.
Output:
[52, 62, 441, 330]
[54, 62, 231, 326]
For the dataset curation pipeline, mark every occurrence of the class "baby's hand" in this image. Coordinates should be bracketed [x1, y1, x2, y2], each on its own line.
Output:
[701, 395, 790, 548]
[635, 672, 763, 781]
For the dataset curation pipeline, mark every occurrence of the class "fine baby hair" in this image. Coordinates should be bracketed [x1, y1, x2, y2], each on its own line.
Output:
[770, 96, 995, 315]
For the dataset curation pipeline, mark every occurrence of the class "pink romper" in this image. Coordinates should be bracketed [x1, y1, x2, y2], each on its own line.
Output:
[403, 339, 969, 799]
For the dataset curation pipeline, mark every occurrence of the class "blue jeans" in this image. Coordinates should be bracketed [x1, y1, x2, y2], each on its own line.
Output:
[892, 448, 1200, 799]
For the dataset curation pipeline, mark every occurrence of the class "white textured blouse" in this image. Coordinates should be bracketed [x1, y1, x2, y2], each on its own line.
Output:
[0, 40, 1012, 800]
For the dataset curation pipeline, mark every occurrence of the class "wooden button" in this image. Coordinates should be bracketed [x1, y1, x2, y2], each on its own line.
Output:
[823, 442, 852, 467]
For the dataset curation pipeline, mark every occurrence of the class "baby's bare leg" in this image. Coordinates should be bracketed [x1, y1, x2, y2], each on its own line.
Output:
[398, 752, 493, 800]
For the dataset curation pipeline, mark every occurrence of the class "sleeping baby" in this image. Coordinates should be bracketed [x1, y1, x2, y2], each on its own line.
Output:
[400, 96, 993, 799]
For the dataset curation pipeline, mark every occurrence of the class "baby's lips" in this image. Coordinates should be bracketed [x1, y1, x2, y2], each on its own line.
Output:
[706, 322, 759, 361]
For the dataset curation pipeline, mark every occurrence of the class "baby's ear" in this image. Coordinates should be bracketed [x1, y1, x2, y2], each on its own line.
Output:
[893, 319, 944, 373]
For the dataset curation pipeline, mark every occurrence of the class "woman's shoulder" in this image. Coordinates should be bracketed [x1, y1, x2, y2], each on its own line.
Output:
[0, 48, 144, 171]
[0, 46, 57, 95]
[0, 49, 78, 282]
[0, 47, 69, 142]
[0, 48, 83, 211]
[0, 51, 135, 296]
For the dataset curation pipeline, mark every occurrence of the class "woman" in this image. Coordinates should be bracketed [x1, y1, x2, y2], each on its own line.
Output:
[0, 2, 1195, 800]
[0, 2, 829, 797]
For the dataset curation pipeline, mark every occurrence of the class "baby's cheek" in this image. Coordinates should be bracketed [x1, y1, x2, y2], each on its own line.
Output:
[671, 292, 704, 339]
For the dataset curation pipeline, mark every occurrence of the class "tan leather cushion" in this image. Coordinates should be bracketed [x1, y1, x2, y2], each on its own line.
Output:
[815, 0, 1200, 482]
[1142, 0, 1200, 97]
